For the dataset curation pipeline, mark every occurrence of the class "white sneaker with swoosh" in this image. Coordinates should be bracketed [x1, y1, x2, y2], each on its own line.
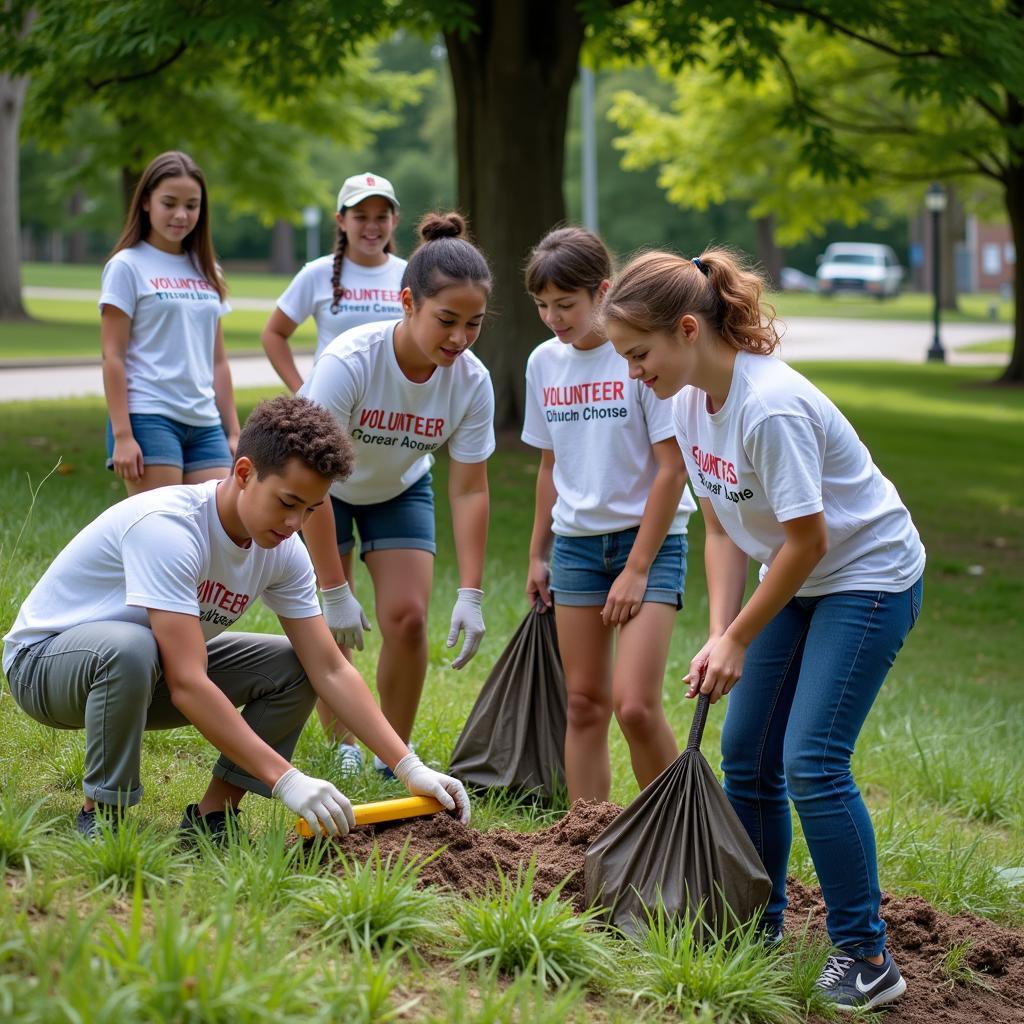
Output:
[816, 949, 907, 1010]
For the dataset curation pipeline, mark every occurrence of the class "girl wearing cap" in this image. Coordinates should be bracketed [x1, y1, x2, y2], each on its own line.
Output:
[101, 150, 238, 495]
[522, 227, 694, 802]
[301, 212, 495, 777]
[261, 173, 406, 392]
[603, 247, 924, 1012]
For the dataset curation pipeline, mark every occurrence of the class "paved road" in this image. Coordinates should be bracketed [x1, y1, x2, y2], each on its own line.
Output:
[0, 315, 1010, 403]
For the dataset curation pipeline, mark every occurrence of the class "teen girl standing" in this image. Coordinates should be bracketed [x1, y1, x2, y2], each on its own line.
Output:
[521, 228, 695, 802]
[101, 151, 238, 494]
[261, 172, 406, 392]
[602, 248, 925, 1011]
[301, 212, 494, 774]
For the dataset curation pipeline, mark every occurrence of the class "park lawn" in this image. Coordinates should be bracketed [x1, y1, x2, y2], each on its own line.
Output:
[770, 289, 1015, 323]
[0, 296, 316, 360]
[0, 362, 1022, 1020]
[960, 338, 1012, 355]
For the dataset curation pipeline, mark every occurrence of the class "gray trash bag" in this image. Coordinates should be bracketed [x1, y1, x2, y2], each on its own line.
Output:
[449, 605, 566, 799]
[584, 694, 772, 939]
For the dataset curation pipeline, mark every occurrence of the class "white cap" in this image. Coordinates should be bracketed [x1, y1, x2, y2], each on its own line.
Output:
[336, 172, 399, 212]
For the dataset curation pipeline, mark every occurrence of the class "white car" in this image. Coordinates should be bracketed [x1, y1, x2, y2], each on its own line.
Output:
[816, 243, 904, 299]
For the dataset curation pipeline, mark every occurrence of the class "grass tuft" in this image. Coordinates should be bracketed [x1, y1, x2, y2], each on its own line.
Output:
[625, 902, 799, 1024]
[69, 812, 186, 893]
[0, 793, 58, 869]
[933, 939, 995, 991]
[454, 858, 615, 989]
[295, 839, 439, 951]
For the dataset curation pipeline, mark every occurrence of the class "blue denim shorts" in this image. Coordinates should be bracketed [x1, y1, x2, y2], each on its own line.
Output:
[550, 529, 687, 608]
[332, 472, 436, 560]
[105, 414, 231, 473]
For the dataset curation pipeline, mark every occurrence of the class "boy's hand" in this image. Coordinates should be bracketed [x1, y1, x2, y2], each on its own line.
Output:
[273, 767, 355, 836]
[393, 753, 471, 825]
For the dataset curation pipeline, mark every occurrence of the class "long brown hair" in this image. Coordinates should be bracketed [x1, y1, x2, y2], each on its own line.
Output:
[602, 247, 779, 355]
[330, 198, 397, 314]
[112, 151, 225, 300]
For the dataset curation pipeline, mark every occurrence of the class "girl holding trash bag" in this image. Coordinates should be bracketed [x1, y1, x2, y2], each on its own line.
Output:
[301, 212, 495, 776]
[261, 172, 406, 393]
[522, 227, 696, 802]
[603, 248, 924, 1012]
[101, 151, 239, 494]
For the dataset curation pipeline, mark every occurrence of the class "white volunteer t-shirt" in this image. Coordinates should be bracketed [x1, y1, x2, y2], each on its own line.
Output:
[2, 480, 321, 674]
[99, 242, 231, 426]
[673, 351, 925, 596]
[276, 253, 407, 359]
[522, 338, 696, 537]
[303, 320, 495, 505]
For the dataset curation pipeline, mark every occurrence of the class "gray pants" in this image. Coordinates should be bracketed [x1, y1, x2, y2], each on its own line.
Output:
[5, 622, 316, 809]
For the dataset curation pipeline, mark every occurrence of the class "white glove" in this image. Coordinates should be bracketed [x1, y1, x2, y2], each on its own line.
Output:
[272, 767, 355, 837]
[447, 587, 485, 669]
[322, 583, 371, 651]
[393, 753, 471, 825]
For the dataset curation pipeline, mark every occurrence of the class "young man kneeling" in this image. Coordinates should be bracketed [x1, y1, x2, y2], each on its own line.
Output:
[2, 396, 468, 839]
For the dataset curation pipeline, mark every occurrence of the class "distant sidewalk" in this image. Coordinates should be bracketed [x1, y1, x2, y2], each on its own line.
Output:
[24, 285, 277, 311]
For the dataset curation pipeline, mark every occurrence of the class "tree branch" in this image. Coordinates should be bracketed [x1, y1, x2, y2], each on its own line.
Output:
[763, 0, 949, 59]
[87, 41, 188, 91]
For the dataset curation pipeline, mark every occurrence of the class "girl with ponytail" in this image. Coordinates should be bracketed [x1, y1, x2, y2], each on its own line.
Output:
[261, 173, 406, 392]
[604, 247, 925, 1012]
[301, 212, 495, 778]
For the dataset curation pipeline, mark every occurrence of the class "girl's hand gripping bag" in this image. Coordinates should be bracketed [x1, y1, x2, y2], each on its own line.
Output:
[584, 694, 772, 938]
[449, 605, 566, 799]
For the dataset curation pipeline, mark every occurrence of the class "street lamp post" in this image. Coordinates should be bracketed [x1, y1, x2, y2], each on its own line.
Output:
[925, 183, 947, 363]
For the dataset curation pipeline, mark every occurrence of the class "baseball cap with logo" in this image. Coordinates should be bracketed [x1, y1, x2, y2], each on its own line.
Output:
[336, 172, 400, 212]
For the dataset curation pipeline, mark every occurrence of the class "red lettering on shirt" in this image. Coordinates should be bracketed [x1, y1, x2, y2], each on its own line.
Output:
[542, 380, 626, 406]
[196, 579, 251, 617]
[690, 445, 738, 484]
[337, 287, 402, 303]
[149, 276, 215, 292]
[357, 408, 445, 437]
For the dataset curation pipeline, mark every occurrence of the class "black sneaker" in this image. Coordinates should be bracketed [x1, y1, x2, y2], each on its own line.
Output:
[75, 804, 119, 839]
[179, 803, 241, 846]
[816, 949, 907, 1010]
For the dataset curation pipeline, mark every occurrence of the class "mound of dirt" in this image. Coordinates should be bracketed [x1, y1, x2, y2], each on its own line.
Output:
[326, 800, 1024, 1023]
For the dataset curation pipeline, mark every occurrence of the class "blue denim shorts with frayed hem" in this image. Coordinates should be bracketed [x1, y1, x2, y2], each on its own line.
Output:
[105, 414, 231, 473]
[550, 529, 687, 608]
[332, 471, 436, 561]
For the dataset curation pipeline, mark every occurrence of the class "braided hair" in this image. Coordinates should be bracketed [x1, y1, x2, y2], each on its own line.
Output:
[329, 210, 396, 315]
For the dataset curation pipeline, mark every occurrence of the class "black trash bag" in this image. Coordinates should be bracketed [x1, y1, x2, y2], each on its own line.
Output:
[449, 605, 566, 799]
[584, 694, 772, 939]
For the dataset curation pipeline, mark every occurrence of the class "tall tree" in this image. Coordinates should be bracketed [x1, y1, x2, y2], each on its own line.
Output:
[0, 2, 33, 319]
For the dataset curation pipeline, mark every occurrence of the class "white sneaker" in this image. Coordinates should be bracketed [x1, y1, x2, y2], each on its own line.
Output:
[334, 742, 364, 777]
[374, 742, 414, 780]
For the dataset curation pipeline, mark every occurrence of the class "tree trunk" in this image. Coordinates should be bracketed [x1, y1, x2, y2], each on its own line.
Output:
[998, 161, 1024, 384]
[0, 68, 29, 319]
[755, 214, 785, 290]
[445, 1, 585, 430]
[270, 219, 295, 275]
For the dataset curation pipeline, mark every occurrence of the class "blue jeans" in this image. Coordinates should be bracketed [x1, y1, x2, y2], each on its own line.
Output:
[331, 472, 436, 560]
[720, 576, 923, 957]
[105, 414, 231, 472]
[550, 530, 687, 608]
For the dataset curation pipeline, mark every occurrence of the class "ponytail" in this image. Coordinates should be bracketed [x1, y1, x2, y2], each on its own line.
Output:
[602, 247, 779, 355]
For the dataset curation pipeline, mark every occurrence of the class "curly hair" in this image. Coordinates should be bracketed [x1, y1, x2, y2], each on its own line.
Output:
[236, 396, 354, 481]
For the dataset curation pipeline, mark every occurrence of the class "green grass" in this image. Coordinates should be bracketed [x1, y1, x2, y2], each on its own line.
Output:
[0, 361, 1022, 1019]
[770, 289, 1015, 323]
[960, 338, 1012, 355]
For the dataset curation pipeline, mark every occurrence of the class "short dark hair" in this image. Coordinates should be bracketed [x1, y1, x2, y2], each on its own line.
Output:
[235, 396, 354, 481]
